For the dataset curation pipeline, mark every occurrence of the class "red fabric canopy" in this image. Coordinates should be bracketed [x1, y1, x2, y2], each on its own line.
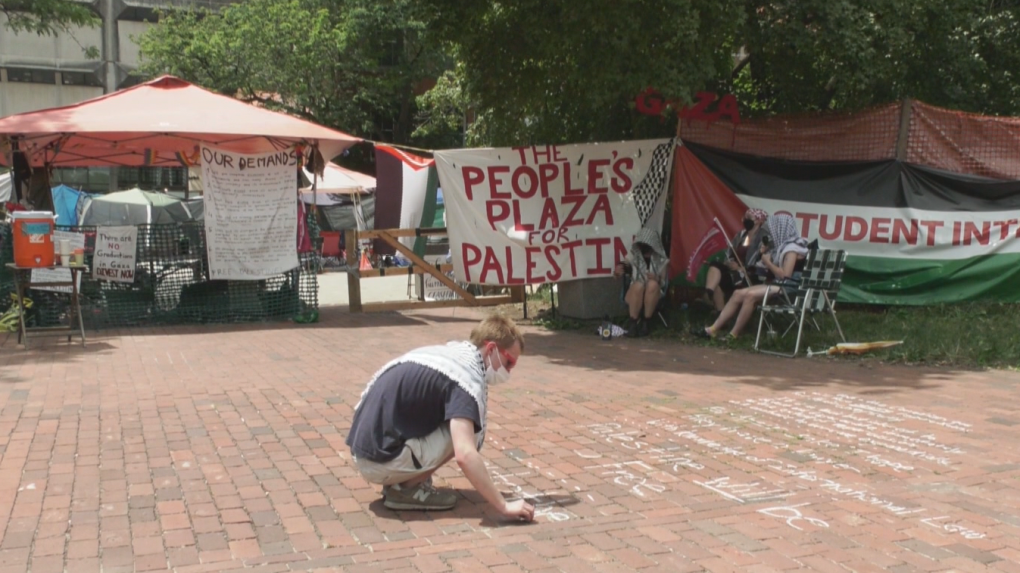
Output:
[0, 75, 360, 168]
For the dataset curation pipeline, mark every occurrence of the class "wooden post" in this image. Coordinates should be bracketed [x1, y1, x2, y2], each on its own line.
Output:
[345, 229, 362, 313]
[509, 285, 526, 303]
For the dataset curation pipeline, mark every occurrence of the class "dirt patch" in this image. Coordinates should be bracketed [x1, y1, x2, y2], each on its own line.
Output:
[495, 298, 556, 326]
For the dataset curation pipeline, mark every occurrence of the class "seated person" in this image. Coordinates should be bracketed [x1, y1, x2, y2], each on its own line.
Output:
[613, 228, 670, 337]
[694, 214, 808, 340]
[704, 208, 768, 312]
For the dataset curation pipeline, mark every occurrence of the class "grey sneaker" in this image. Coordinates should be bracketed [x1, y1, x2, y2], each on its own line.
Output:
[383, 480, 457, 511]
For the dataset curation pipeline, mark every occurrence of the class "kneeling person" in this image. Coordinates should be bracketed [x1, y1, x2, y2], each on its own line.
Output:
[345, 315, 534, 521]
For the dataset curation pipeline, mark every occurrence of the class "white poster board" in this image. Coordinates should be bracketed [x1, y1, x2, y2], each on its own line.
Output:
[419, 270, 459, 301]
[201, 146, 299, 280]
[92, 226, 138, 283]
[435, 139, 675, 285]
[30, 230, 86, 293]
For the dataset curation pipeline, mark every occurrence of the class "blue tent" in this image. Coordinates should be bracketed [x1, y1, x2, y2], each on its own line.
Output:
[51, 184, 91, 226]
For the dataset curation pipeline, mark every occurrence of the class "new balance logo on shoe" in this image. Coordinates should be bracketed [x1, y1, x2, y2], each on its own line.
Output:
[383, 482, 458, 511]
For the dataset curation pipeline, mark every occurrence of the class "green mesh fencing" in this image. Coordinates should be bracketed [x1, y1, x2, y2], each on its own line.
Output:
[0, 222, 318, 329]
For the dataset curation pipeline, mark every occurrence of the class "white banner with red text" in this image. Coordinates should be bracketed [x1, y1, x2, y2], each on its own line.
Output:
[435, 139, 675, 285]
[741, 196, 1020, 259]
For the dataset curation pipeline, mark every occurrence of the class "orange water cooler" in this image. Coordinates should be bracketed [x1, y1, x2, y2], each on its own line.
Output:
[11, 211, 56, 268]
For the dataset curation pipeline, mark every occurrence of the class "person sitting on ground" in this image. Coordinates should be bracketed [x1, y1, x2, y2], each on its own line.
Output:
[694, 213, 809, 340]
[613, 228, 670, 337]
[703, 208, 768, 312]
[345, 314, 535, 521]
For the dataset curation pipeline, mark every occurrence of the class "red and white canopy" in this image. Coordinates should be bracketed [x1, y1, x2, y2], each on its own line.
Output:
[0, 75, 361, 168]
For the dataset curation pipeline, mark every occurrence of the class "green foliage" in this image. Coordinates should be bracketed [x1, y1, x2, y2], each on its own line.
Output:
[138, 0, 1020, 148]
[415, 0, 1020, 145]
[731, 0, 1020, 116]
[675, 302, 1020, 369]
[0, 0, 98, 35]
[1, 0, 99, 57]
[136, 0, 448, 144]
[411, 68, 471, 149]
[418, 0, 744, 146]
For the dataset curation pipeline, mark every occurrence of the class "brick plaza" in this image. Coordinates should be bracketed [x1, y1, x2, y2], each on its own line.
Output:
[0, 307, 1018, 572]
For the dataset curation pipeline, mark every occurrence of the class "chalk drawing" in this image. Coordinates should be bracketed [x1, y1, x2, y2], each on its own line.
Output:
[694, 477, 793, 504]
[757, 503, 830, 531]
[920, 516, 986, 540]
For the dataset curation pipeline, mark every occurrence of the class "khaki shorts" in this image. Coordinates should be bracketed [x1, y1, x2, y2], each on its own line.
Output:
[353, 423, 455, 486]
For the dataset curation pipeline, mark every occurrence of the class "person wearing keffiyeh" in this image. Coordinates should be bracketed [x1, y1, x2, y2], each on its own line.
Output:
[694, 213, 809, 340]
[614, 227, 670, 337]
[704, 208, 768, 311]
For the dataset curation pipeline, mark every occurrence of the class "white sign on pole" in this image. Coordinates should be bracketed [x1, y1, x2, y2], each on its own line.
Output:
[92, 226, 138, 283]
[201, 145, 299, 280]
[30, 230, 86, 293]
[420, 270, 459, 301]
[434, 139, 675, 285]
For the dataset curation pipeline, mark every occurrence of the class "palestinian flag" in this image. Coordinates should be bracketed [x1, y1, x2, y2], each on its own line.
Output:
[670, 144, 748, 284]
[678, 142, 1020, 304]
[373, 145, 439, 257]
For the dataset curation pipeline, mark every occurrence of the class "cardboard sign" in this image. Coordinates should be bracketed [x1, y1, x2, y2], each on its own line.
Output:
[92, 226, 137, 283]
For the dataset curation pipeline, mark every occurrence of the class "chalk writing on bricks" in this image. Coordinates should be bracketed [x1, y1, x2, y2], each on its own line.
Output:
[570, 391, 990, 543]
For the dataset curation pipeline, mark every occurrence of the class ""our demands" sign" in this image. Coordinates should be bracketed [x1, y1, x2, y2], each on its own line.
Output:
[93, 226, 138, 283]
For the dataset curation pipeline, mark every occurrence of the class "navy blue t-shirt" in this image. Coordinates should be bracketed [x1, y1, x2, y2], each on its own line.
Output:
[346, 362, 481, 462]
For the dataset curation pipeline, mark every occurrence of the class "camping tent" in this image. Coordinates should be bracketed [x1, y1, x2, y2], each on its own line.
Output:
[79, 188, 199, 226]
[299, 162, 375, 205]
[318, 195, 376, 232]
[0, 75, 360, 168]
[51, 184, 94, 226]
[299, 162, 377, 231]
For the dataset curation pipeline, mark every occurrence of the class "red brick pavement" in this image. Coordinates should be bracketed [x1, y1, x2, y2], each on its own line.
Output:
[1, 306, 1019, 572]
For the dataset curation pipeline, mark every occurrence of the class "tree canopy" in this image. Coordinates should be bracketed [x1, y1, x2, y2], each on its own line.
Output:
[731, 0, 1020, 116]
[137, 0, 1020, 149]
[1, 0, 98, 35]
[137, 0, 447, 149]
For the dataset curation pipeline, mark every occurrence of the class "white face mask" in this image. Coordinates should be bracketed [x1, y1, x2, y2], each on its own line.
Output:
[484, 347, 512, 385]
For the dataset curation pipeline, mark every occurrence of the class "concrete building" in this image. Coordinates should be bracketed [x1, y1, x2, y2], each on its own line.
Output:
[0, 0, 236, 194]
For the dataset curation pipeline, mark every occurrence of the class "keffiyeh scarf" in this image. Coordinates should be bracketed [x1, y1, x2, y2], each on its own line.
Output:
[354, 341, 488, 450]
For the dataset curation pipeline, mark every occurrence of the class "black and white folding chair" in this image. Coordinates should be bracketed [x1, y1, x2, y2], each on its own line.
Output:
[754, 249, 847, 357]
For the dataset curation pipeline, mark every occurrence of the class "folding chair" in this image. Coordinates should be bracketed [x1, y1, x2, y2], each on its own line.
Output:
[318, 231, 344, 269]
[754, 249, 847, 357]
[621, 269, 669, 328]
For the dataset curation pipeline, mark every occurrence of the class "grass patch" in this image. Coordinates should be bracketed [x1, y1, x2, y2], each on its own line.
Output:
[531, 297, 1020, 369]
[664, 302, 1020, 369]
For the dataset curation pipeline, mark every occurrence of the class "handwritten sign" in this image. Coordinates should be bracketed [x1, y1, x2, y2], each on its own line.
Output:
[92, 226, 137, 283]
[31, 230, 85, 292]
[435, 139, 674, 285]
[201, 146, 299, 280]
[421, 270, 459, 301]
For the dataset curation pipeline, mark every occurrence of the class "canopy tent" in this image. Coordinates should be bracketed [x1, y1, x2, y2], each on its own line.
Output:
[318, 195, 376, 232]
[299, 162, 375, 206]
[184, 198, 204, 221]
[0, 75, 360, 168]
[79, 188, 199, 226]
[51, 184, 94, 225]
